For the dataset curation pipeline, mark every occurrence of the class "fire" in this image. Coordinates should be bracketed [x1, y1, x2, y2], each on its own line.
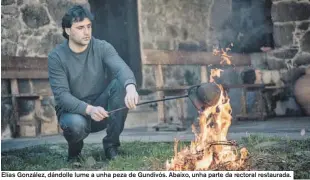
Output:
[166, 45, 249, 171]
[210, 47, 232, 83]
[209, 69, 223, 83]
[213, 47, 232, 65]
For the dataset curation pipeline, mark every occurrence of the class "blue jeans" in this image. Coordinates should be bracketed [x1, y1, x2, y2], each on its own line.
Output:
[58, 79, 128, 150]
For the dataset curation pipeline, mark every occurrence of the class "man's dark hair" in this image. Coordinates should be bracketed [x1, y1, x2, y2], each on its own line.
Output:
[61, 5, 94, 39]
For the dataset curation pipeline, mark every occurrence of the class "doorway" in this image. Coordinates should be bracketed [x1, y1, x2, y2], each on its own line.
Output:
[89, 0, 142, 88]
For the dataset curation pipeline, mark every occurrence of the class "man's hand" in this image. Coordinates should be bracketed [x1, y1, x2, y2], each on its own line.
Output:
[86, 105, 109, 121]
[125, 84, 139, 109]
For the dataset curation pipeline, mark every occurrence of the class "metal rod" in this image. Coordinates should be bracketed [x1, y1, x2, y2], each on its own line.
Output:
[108, 94, 189, 114]
[207, 140, 238, 147]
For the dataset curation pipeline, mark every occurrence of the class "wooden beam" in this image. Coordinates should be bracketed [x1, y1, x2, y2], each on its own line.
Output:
[154, 65, 165, 123]
[138, 84, 267, 93]
[142, 49, 251, 66]
[1, 71, 48, 79]
[200, 66, 208, 83]
[10, 79, 19, 137]
[1, 56, 49, 79]
[1, 56, 48, 70]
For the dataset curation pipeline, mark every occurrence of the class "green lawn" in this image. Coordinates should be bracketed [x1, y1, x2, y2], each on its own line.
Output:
[1, 135, 310, 179]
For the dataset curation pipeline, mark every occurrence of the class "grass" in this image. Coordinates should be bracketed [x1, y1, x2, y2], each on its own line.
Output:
[1, 135, 310, 179]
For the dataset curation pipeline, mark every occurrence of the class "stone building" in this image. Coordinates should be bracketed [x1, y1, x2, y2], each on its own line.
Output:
[1, 0, 310, 138]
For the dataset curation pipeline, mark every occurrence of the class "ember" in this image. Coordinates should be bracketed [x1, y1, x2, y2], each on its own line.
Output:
[166, 47, 249, 171]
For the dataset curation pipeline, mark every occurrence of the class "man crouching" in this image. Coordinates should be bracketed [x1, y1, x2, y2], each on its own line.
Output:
[48, 5, 139, 162]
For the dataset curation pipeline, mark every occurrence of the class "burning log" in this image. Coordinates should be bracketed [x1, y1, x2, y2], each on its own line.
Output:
[166, 47, 250, 171]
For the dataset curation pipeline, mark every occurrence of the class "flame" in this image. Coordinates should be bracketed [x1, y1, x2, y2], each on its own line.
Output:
[166, 45, 249, 171]
[210, 69, 223, 83]
[213, 47, 232, 65]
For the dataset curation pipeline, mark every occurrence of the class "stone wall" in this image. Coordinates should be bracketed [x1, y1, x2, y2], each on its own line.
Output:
[255, 0, 310, 116]
[1, 0, 90, 57]
[139, 0, 233, 52]
[138, 0, 310, 124]
[267, 0, 310, 69]
[1, 0, 90, 138]
[2, 0, 310, 137]
[138, 0, 277, 124]
[139, 0, 225, 125]
[139, 0, 275, 53]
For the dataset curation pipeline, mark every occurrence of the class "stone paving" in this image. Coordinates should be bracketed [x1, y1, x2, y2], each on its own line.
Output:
[1, 117, 309, 152]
